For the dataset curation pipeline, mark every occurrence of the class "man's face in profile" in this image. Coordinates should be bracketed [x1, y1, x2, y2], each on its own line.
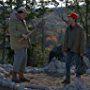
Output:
[68, 17, 75, 25]
[17, 11, 27, 20]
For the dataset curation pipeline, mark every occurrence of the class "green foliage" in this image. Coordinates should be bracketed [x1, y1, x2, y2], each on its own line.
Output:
[0, 0, 53, 66]
[0, 0, 88, 66]
[26, 1, 54, 67]
[27, 43, 49, 67]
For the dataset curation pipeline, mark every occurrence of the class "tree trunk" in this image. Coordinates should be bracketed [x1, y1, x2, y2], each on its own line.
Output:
[85, 0, 89, 47]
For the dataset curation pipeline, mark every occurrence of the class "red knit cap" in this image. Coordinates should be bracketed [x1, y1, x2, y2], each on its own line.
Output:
[68, 12, 79, 20]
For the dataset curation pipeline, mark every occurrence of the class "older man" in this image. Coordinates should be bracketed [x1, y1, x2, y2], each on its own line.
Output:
[9, 7, 30, 83]
[62, 12, 86, 85]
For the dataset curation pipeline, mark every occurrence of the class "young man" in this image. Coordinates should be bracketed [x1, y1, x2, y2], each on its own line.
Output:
[62, 12, 86, 85]
[9, 7, 30, 83]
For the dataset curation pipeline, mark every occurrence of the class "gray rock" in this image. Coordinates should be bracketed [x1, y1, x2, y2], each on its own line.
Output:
[2, 64, 13, 72]
[63, 78, 88, 90]
[0, 64, 13, 78]
[86, 69, 90, 74]
[0, 67, 8, 75]
[16, 83, 25, 90]
[44, 57, 65, 76]
[27, 85, 49, 90]
[83, 56, 90, 69]
[1, 78, 15, 89]
[63, 84, 77, 90]
[25, 67, 45, 74]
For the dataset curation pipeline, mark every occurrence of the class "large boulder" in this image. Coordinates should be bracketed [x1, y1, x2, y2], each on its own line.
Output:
[44, 57, 66, 76]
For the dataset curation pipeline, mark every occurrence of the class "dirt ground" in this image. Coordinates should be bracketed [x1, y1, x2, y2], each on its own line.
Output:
[24, 73, 90, 90]
[0, 73, 90, 90]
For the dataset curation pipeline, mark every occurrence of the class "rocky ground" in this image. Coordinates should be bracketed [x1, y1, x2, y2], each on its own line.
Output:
[0, 61, 90, 90]
[0, 73, 90, 90]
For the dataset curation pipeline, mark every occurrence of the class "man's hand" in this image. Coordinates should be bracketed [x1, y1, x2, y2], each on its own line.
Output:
[80, 53, 84, 57]
[22, 34, 28, 39]
[63, 51, 67, 56]
[63, 48, 68, 56]
[18, 34, 28, 42]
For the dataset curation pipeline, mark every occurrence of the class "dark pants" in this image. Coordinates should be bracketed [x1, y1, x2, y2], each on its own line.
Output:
[65, 51, 82, 81]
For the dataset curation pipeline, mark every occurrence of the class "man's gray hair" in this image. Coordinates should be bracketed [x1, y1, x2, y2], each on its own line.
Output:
[17, 7, 27, 13]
